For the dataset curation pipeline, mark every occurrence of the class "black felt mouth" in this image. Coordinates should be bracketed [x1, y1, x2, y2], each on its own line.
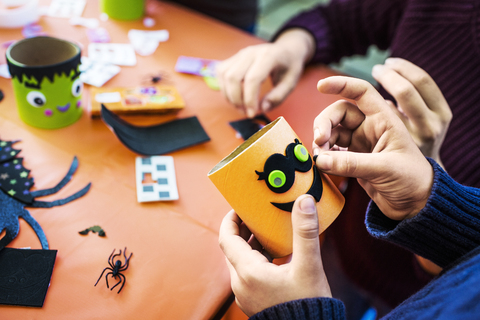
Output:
[270, 167, 323, 212]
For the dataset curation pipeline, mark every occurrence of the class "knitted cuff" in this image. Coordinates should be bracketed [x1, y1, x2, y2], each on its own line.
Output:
[366, 158, 480, 268]
[250, 298, 346, 320]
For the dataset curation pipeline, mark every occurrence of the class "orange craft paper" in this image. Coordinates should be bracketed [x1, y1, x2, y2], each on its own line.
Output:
[209, 117, 345, 258]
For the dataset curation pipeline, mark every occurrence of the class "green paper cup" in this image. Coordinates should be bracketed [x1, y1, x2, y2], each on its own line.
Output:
[100, 0, 145, 20]
[6, 36, 83, 129]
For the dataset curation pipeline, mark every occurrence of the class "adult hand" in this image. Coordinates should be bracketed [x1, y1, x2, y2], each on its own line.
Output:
[313, 76, 433, 221]
[372, 58, 452, 168]
[219, 195, 331, 317]
[216, 29, 315, 118]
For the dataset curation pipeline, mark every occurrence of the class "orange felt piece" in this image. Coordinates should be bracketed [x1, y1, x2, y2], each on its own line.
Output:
[209, 117, 345, 258]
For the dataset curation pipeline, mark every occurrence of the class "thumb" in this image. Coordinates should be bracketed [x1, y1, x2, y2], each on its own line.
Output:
[291, 195, 321, 269]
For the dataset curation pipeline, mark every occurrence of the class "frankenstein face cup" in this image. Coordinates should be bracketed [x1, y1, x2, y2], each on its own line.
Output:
[208, 117, 345, 258]
[6, 36, 83, 129]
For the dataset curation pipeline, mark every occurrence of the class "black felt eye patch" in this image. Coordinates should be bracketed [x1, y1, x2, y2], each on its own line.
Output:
[256, 139, 312, 194]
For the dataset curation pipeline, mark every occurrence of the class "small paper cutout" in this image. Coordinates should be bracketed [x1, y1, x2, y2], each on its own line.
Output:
[0, 248, 57, 307]
[175, 56, 218, 77]
[135, 156, 179, 202]
[101, 105, 210, 155]
[86, 27, 110, 43]
[88, 43, 137, 66]
[79, 225, 106, 237]
[128, 29, 169, 56]
[70, 16, 99, 29]
[47, 0, 86, 18]
[80, 57, 120, 87]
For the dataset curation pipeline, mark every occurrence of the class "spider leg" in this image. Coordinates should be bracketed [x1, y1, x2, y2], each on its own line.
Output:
[111, 249, 122, 266]
[108, 248, 116, 268]
[94, 267, 111, 286]
[29, 157, 79, 198]
[119, 253, 133, 271]
[105, 271, 113, 289]
[29, 183, 91, 208]
[20, 211, 49, 250]
[111, 273, 126, 294]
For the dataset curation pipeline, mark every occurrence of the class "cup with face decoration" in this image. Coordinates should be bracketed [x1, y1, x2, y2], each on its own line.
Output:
[209, 116, 345, 258]
[6, 36, 83, 129]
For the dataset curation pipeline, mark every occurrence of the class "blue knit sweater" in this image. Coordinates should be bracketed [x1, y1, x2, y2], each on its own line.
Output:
[250, 159, 480, 319]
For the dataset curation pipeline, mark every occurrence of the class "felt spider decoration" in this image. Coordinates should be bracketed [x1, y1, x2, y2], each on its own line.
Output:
[95, 247, 133, 293]
[0, 138, 91, 250]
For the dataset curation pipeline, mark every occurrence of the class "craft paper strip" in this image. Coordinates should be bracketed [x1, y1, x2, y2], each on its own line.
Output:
[0, 248, 57, 307]
[101, 104, 210, 155]
[208, 117, 345, 258]
[90, 85, 185, 116]
[135, 156, 179, 202]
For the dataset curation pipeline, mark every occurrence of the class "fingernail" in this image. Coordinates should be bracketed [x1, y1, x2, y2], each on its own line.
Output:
[246, 108, 256, 118]
[385, 57, 398, 65]
[372, 64, 383, 76]
[261, 100, 271, 112]
[300, 196, 316, 213]
[314, 128, 320, 140]
[316, 154, 333, 171]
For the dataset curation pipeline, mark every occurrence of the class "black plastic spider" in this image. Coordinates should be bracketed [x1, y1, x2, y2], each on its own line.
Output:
[94, 247, 132, 293]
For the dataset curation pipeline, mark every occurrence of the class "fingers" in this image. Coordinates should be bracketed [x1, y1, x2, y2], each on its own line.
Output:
[317, 76, 389, 116]
[291, 195, 322, 271]
[217, 50, 258, 116]
[314, 150, 386, 180]
[372, 58, 451, 121]
[219, 210, 262, 269]
[217, 45, 277, 118]
[313, 99, 365, 152]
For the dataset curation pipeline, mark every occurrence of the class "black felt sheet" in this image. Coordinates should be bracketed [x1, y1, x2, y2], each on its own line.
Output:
[229, 115, 271, 141]
[101, 104, 210, 155]
[0, 248, 57, 307]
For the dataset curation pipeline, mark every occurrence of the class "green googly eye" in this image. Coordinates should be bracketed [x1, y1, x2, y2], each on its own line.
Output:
[268, 170, 286, 188]
[294, 144, 309, 162]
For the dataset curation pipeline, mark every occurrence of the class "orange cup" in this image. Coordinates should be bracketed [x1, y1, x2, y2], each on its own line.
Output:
[209, 117, 344, 258]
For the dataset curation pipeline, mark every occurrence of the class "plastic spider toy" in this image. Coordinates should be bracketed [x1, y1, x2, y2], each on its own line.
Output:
[95, 247, 133, 293]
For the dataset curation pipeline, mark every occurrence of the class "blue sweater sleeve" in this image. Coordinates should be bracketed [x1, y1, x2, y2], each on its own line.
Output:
[366, 158, 480, 268]
[250, 298, 346, 320]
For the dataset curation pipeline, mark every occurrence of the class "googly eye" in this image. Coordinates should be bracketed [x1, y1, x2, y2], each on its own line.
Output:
[26, 91, 46, 107]
[294, 144, 309, 162]
[268, 170, 286, 188]
[71, 79, 83, 97]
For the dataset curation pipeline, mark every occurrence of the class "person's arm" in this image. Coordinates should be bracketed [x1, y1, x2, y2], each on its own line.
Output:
[275, 0, 407, 65]
[366, 158, 480, 268]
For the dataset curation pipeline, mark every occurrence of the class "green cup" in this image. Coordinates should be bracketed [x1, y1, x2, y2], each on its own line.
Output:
[100, 0, 145, 20]
[6, 36, 83, 129]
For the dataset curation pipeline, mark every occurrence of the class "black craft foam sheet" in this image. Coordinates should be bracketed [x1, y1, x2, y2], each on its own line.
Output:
[0, 248, 57, 307]
[229, 115, 271, 141]
[101, 104, 210, 155]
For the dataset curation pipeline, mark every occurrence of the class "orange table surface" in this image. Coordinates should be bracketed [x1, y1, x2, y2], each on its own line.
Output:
[0, 1, 342, 319]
